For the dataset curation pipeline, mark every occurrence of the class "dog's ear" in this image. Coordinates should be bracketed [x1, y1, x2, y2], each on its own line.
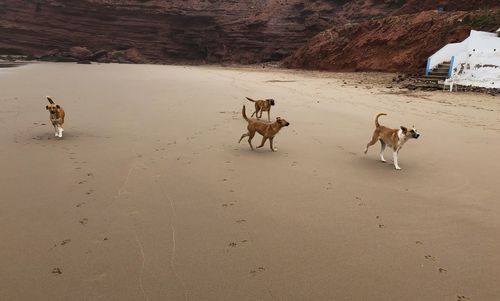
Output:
[56, 105, 60, 109]
[400, 126, 408, 133]
[46, 105, 49, 110]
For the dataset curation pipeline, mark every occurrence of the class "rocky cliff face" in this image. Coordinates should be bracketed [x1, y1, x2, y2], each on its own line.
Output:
[284, 1, 500, 73]
[1, 0, 498, 72]
[0, 0, 341, 63]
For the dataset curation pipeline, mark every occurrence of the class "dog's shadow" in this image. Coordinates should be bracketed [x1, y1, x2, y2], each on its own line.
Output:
[352, 153, 419, 174]
[27, 128, 95, 143]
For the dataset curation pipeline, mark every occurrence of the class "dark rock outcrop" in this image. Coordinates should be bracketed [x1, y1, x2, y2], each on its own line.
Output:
[0, 0, 342, 64]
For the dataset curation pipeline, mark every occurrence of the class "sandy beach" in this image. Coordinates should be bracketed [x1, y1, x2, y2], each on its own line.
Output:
[1, 62, 500, 300]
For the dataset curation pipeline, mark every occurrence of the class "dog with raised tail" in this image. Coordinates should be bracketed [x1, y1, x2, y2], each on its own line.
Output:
[45, 96, 66, 138]
[246, 97, 275, 121]
[239, 105, 289, 152]
[364, 113, 420, 170]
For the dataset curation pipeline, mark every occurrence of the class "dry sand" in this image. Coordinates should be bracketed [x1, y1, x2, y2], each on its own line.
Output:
[1, 63, 500, 300]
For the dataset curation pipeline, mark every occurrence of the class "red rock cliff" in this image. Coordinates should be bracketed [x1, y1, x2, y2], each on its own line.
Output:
[0, 0, 341, 63]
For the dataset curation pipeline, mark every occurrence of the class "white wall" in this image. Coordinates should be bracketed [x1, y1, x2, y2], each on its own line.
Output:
[429, 30, 500, 89]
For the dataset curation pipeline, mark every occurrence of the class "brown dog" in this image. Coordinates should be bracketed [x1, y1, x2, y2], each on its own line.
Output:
[246, 97, 275, 121]
[364, 113, 420, 170]
[239, 105, 289, 152]
[45, 96, 66, 138]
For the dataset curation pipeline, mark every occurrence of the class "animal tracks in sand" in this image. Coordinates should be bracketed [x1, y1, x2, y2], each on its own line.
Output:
[424, 255, 437, 261]
[228, 240, 249, 248]
[249, 267, 266, 276]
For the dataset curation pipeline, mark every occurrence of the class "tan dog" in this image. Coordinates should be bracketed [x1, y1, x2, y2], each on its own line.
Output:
[45, 96, 66, 138]
[239, 105, 289, 152]
[246, 97, 275, 121]
[364, 113, 420, 170]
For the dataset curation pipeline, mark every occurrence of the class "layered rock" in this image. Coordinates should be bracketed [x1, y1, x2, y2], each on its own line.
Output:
[0, 0, 341, 63]
[284, 1, 500, 73]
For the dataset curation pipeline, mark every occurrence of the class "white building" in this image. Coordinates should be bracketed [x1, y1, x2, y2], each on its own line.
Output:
[426, 28, 500, 89]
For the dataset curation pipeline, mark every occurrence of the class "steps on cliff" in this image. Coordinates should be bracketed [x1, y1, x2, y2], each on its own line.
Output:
[424, 61, 451, 83]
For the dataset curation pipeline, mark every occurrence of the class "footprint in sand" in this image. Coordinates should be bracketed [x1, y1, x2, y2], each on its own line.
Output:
[79, 218, 88, 225]
[424, 255, 437, 261]
[250, 267, 266, 276]
[228, 240, 248, 248]
[85, 189, 94, 195]
[51, 267, 63, 275]
[457, 296, 470, 301]
[438, 268, 447, 274]
[378, 224, 385, 229]
[76, 202, 85, 208]
[415, 241, 423, 245]
[236, 219, 247, 224]
[60, 239, 71, 246]
[222, 202, 235, 207]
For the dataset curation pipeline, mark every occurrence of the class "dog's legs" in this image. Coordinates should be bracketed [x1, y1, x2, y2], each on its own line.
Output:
[267, 110, 270, 121]
[53, 124, 58, 137]
[58, 126, 63, 138]
[257, 136, 267, 148]
[393, 148, 401, 170]
[269, 137, 277, 152]
[251, 111, 257, 117]
[379, 140, 386, 162]
[247, 131, 255, 150]
[257, 109, 262, 119]
[239, 133, 249, 143]
[364, 132, 379, 154]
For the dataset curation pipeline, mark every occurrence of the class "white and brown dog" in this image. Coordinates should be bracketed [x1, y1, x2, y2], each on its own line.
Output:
[246, 97, 275, 121]
[45, 96, 65, 138]
[364, 113, 420, 170]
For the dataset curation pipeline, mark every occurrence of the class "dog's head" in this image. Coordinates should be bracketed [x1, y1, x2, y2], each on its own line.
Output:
[46, 103, 60, 115]
[267, 99, 275, 106]
[401, 126, 420, 139]
[276, 117, 290, 127]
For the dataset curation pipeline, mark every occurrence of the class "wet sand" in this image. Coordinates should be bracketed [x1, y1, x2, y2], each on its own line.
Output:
[1, 63, 500, 300]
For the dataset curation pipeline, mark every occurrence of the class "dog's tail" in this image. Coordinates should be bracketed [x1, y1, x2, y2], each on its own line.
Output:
[46, 96, 55, 104]
[245, 97, 256, 103]
[242, 105, 249, 121]
[375, 113, 387, 127]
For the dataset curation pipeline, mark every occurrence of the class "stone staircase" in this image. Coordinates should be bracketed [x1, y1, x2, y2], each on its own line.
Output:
[423, 61, 450, 83]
